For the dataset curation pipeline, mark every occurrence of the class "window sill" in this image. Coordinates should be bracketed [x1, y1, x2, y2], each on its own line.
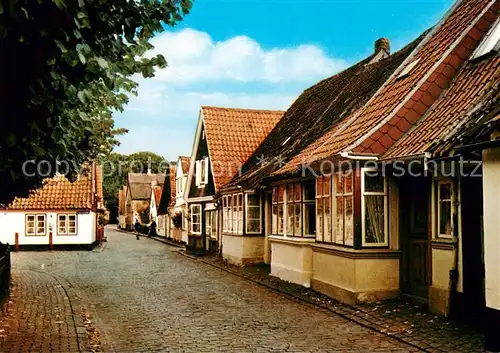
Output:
[268, 235, 316, 245]
[431, 238, 457, 250]
[312, 243, 400, 259]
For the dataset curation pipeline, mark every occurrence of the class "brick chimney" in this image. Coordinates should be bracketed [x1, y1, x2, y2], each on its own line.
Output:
[375, 38, 390, 55]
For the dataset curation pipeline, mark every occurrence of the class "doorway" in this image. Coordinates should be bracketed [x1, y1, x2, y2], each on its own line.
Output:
[400, 177, 430, 299]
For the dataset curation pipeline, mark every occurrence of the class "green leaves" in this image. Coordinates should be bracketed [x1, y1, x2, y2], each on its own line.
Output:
[0, 0, 193, 205]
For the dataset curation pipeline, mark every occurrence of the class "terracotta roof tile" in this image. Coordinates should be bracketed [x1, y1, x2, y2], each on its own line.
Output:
[384, 55, 500, 159]
[7, 165, 101, 210]
[179, 156, 190, 175]
[275, 0, 497, 173]
[201, 106, 284, 189]
[168, 165, 177, 207]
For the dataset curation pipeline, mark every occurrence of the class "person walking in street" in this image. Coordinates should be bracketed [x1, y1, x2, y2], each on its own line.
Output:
[134, 219, 141, 240]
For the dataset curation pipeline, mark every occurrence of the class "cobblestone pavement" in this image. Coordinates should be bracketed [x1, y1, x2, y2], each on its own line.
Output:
[7, 226, 418, 352]
[200, 258, 485, 353]
[0, 270, 88, 352]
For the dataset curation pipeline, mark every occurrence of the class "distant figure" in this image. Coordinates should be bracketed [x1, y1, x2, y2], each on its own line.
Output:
[134, 219, 141, 240]
[149, 220, 157, 237]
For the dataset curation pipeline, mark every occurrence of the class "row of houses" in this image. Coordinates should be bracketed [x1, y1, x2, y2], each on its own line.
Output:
[118, 0, 499, 349]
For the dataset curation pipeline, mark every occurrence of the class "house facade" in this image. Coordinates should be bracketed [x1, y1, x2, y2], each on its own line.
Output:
[123, 172, 165, 228]
[0, 163, 104, 247]
[217, 0, 500, 349]
[185, 107, 284, 256]
[150, 183, 163, 235]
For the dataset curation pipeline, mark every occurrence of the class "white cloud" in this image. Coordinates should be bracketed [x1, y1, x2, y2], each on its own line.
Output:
[115, 28, 348, 159]
[148, 29, 346, 84]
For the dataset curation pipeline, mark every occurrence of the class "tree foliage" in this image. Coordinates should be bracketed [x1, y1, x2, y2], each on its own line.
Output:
[0, 0, 192, 205]
[99, 151, 168, 210]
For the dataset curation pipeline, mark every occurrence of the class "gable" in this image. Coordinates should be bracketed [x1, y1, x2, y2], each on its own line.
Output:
[187, 120, 216, 199]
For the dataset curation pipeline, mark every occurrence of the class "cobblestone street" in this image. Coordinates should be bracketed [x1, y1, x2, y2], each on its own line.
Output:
[2, 226, 418, 352]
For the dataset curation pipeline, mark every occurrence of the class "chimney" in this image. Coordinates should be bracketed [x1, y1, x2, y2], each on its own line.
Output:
[374, 38, 390, 55]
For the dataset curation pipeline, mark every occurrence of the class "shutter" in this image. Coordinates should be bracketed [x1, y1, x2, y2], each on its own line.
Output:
[204, 157, 209, 184]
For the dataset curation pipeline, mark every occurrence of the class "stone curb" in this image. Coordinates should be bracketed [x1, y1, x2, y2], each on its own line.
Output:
[176, 251, 428, 353]
[115, 228, 185, 248]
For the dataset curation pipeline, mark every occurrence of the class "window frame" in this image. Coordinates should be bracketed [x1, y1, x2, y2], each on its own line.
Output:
[190, 204, 202, 235]
[245, 193, 262, 234]
[25, 214, 46, 236]
[57, 213, 78, 236]
[436, 180, 454, 239]
[361, 168, 389, 247]
[271, 181, 315, 238]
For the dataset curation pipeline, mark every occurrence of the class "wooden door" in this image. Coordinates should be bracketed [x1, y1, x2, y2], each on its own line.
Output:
[400, 178, 430, 298]
[461, 176, 485, 327]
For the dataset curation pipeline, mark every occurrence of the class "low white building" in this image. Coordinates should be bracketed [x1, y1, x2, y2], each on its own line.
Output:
[0, 164, 104, 247]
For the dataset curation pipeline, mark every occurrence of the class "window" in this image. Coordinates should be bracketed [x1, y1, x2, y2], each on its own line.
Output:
[272, 181, 315, 237]
[205, 210, 217, 239]
[58, 214, 77, 235]
[362, 169, 388, 246]
[222, 194, 243, 234]
[334, 171, 354, 246]
[211, 211, 218, 239]
[195, 158, 209, 187]
[190, 204, 201, 234]
[437, 181, 453, 238]
[316, 176, 331, 243]
[26, 214, 46, 236]
[246, 194, 262, 234]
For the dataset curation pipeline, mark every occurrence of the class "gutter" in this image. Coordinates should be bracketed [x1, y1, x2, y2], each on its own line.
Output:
[339, 151, 378, 161]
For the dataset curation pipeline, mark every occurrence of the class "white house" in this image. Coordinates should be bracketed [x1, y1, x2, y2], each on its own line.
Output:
[0, 164, 104, 248]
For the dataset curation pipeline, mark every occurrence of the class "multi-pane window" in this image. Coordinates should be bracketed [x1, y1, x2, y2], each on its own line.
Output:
[437, 181, 453, 238]
[58, 214, 77, 235]
[26, 214, 46, 236]
[334, 171, 354, 246]
[222, 194, 243, 234]
[205, 210, 218, 239]
[272, 181, 315, 237]
[316, 176, 332, 243]
[362, 169, 388, 246]
[246, 194, 262, 234]
[190, 204, 201, 234]
[315, 172, 354, 246]
[223, 196, 232, 232]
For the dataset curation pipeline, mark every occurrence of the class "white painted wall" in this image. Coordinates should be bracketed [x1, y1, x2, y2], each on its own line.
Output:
[483, 147, 500, 310]
[0, 211, 96, 245]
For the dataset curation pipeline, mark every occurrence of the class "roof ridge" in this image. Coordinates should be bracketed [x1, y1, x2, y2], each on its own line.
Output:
[201, 106, 285, 113]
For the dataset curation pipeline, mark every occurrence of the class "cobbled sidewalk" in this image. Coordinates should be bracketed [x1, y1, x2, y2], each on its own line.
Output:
[0, 270, 91, 353]
[195, 254, 485, 353]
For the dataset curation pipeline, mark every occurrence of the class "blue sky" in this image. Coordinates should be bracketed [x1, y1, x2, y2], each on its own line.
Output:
[114, 0, 454, 161]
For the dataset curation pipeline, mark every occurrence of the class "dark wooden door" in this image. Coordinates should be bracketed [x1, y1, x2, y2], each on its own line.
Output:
[460, 176, 485, 327]
[400, 178, 430, 298]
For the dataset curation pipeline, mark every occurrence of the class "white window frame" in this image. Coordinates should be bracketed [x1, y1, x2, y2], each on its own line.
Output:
[361, 168, 389, 247]
[26, 214, 46, 236]
[190, 204, 202, 234]
[245, 193, 262, 234]
[57, 214, 77, 235]
[436, 180, 454, 239]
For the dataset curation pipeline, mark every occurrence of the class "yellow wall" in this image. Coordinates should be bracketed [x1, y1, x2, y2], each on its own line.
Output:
[311, 245, 400, 305]
[270, 237, 314, 287]
[222, 234, 265, 266]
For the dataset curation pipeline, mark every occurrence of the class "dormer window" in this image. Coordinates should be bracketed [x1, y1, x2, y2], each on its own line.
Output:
[397, 58, 421, 79]
[195, 157, 209, 187]
[471, 18, 500, 60]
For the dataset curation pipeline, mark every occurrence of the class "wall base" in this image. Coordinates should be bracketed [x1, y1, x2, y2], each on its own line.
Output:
[428, 286, 450, 316]
[270, 237, 314, 287]
[222, 234, 265, 266]
[311, 278, 399, 305]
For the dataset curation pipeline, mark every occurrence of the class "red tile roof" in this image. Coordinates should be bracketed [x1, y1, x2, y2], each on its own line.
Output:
[7, 165, 101, 210]
[201, 106, 284, 189]
[179, 156, 190, 175]
[153, 185, 163, 207]
[274, 0, 498, 174]
[384, 55, 500, 159]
